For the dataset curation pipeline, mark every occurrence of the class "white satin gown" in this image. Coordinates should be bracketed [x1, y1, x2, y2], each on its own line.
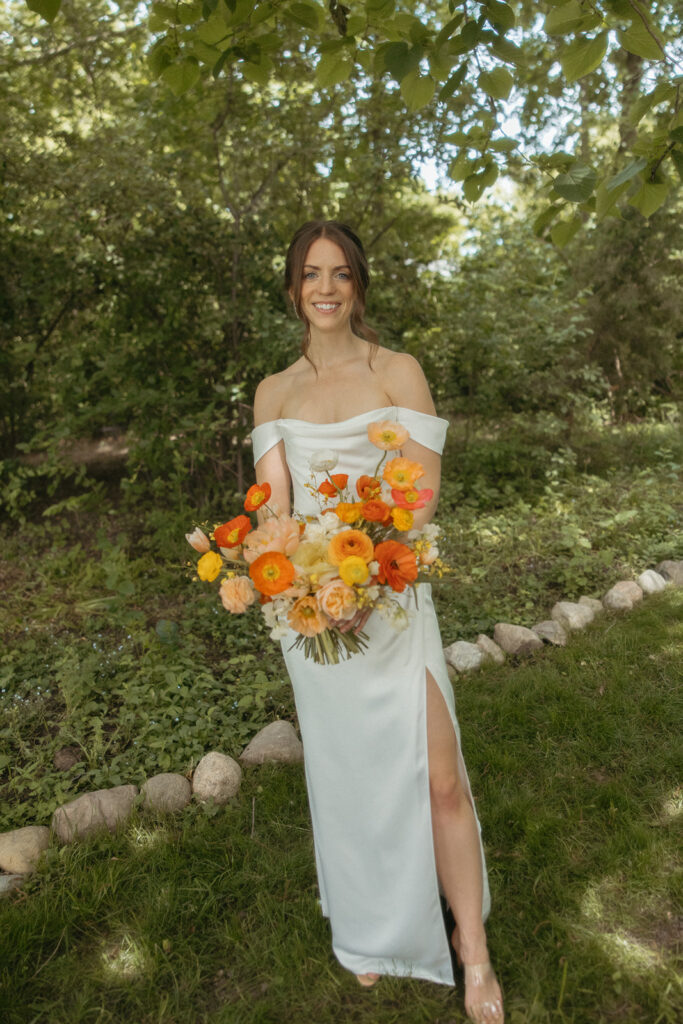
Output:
[251, 405, 490, 986]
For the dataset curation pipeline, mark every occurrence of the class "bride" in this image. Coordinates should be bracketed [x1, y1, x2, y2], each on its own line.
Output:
[250, 220, 504, 1023]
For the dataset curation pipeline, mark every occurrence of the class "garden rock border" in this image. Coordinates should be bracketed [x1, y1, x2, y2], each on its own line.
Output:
[1, 560, 680, 895]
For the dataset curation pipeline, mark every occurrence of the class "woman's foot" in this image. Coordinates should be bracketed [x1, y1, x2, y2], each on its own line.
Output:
[355, 972, 380, 988]
[452, 926, 504, 1023]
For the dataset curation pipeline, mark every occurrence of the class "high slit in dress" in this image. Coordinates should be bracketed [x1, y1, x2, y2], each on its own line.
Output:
[251, 405, 491, 986]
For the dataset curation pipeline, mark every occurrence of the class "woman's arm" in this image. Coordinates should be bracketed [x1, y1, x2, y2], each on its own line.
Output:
[253, 377, 292, 521]
[385, 353, 442, 531]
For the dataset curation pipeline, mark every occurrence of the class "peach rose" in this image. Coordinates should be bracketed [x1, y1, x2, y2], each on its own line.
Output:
[242, 516, 300, 564]
[317, 579, 358, 621]
[219, 576, 257, 613]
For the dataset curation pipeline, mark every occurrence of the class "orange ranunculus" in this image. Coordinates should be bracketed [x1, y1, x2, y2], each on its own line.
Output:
[328, 529, 374, 566]
[367, 420, 410, 450]
[361, 498, 391, 524]
[317, 578, 357, 621]
[197, 550, 223, 582]
[214, 515, 251, 548]
[219, 575, 257, 613]
[249, 551, 296, 596]
[383, 457, 424, 492]
[318, 473, 349, 498]
[288, 595, 329, 637]
[374, 540, 418, 593]
[391, 487, 433, 509]
[391, 507, 414, 531]
[356, 475, 381, 500]
[335, 501, 364, 524]
[244, 482, 271, 512]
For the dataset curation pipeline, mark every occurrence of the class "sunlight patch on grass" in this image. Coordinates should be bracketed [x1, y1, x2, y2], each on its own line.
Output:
[100, 932, 147, 979]
[126, 823, 169, 849]
[660, 785, 682, 821]
[598, 930, 661, 972]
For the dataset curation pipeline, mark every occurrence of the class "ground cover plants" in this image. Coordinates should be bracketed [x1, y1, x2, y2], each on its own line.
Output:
[0, 589, 680, 1024]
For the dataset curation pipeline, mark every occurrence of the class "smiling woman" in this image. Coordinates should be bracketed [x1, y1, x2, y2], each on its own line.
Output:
[246, 220, 504, 1021]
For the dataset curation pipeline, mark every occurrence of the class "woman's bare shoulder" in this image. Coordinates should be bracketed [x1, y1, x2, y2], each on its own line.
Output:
[253, 360, 307, 426]
[374, 348, 436, 415]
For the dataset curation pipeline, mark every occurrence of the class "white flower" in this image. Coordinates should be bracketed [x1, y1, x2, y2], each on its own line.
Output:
[309, 449, 339, 472]
[376, 598, 411, 631]
[365, 584, 380, 601]
[269, 622, 290, 640]
[368, 560, 379, 576]
[423, 522, 441, 541]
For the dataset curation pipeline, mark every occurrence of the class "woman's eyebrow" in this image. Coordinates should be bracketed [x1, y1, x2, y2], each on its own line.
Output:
[303, 264, 351, 271]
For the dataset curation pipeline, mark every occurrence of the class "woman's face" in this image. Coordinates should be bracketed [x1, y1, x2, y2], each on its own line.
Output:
[295, 236, 355, 332]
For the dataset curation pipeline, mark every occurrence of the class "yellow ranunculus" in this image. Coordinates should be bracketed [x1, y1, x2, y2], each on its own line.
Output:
[338, 556, 369, 586]
[197, 550, 223, 582]
[292, 540, 334, 579]
[391, 507, 414, 531]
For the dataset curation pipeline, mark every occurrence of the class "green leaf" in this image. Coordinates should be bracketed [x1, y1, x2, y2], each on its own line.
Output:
[463, 162, 498, 202]
[162, 57, 201, 96]
[382, 41, 421, 80]
[197, 13, 230, 45]
[490, 35, 525, 65]
[438, 62, 467, 101]
[545, 1, 597, 35]
[148, 40, 174, 79]
[595, 179, 630, 221]
[478, 68, 513, 100]
[627, 83, 675, 126]
[400, 70, 435, 112]
[550, 215, 582, 247]
[486, 1, 515, 33]
[532, 203, 562, 237]
[316, 53, 354, 88]
[26, 0, 61, 22]
[605, 157, 648, 192]
[671, 148, 683, 183]
[436, 13, 464, 46]
[448, 20, 481, 55]
[561, 32, 608, 83]
[155, 620, 179, 644]
[288, 1, 323, 31]
[448, 153, 478, 182]
[490, 137, 518, 152]
[619, 22, 664, 61]
[242, 55, 274, 86]
[177, 2, 202, 26]
[629, 181, 670, 216]
[552, 163, 597, 202]
[669, 127, 683, 145]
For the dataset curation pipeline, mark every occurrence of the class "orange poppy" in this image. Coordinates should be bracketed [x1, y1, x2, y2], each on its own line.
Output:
[244, 482, 271, 511]
[249, 551, 296, 596]
[328, 529, 374, 566]
[367, 420, 410, 450]
[214, 514, 251, 548]
[335, 502, 364, 524]
[356, 475, 381, 500]
[391, 487, 433, 509]
[361, 499, 392, 524]
[318, 473, 349, 498]
[383, 457, 424, 492]
[288, 596, 329, 637]
[374, 540, 418, 593]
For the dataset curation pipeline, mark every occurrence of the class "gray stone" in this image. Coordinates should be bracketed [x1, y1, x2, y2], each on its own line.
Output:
[603, 580, 644, 611]
[0, 874, 25, 897]
[240, 720, 304, 766]
[476, 634, 506, 665]
[531, 620, 568, 646]
[141, 773, 192, 813]
[192, 752, 242, 803]
[655, 560, 683, 585]
[446, 662, 457, 684]
[579, 596, 604, 615]
[637, 569, 668, 595]
[51, 785, 139, 844]
[0, 825, 50, 874]
[443, 641, 483, 674]
[493, 623, 543, 656]
[551, 601, 595, 632]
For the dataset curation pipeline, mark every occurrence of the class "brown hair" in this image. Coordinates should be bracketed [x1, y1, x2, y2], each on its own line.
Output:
[284, 220, 379, 369]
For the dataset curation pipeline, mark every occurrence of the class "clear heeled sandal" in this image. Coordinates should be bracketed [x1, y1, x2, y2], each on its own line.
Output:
[452, 926, 504, 1023]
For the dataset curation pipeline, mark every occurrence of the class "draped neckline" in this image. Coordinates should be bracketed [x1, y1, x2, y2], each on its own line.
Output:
[255, 405, 448, 429]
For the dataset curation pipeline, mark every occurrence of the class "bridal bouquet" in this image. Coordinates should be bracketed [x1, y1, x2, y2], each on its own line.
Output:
[185, 419, 448, 665]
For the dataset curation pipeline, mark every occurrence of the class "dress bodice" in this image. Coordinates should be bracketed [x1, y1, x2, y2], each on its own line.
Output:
[250, 405, 449, 517]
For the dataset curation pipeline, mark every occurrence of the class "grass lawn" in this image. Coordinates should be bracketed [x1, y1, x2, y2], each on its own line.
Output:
[1, 588, 681, 1024]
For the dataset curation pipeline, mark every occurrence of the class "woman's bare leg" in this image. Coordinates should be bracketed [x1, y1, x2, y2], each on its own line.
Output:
[426, 670, 503, 1022]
